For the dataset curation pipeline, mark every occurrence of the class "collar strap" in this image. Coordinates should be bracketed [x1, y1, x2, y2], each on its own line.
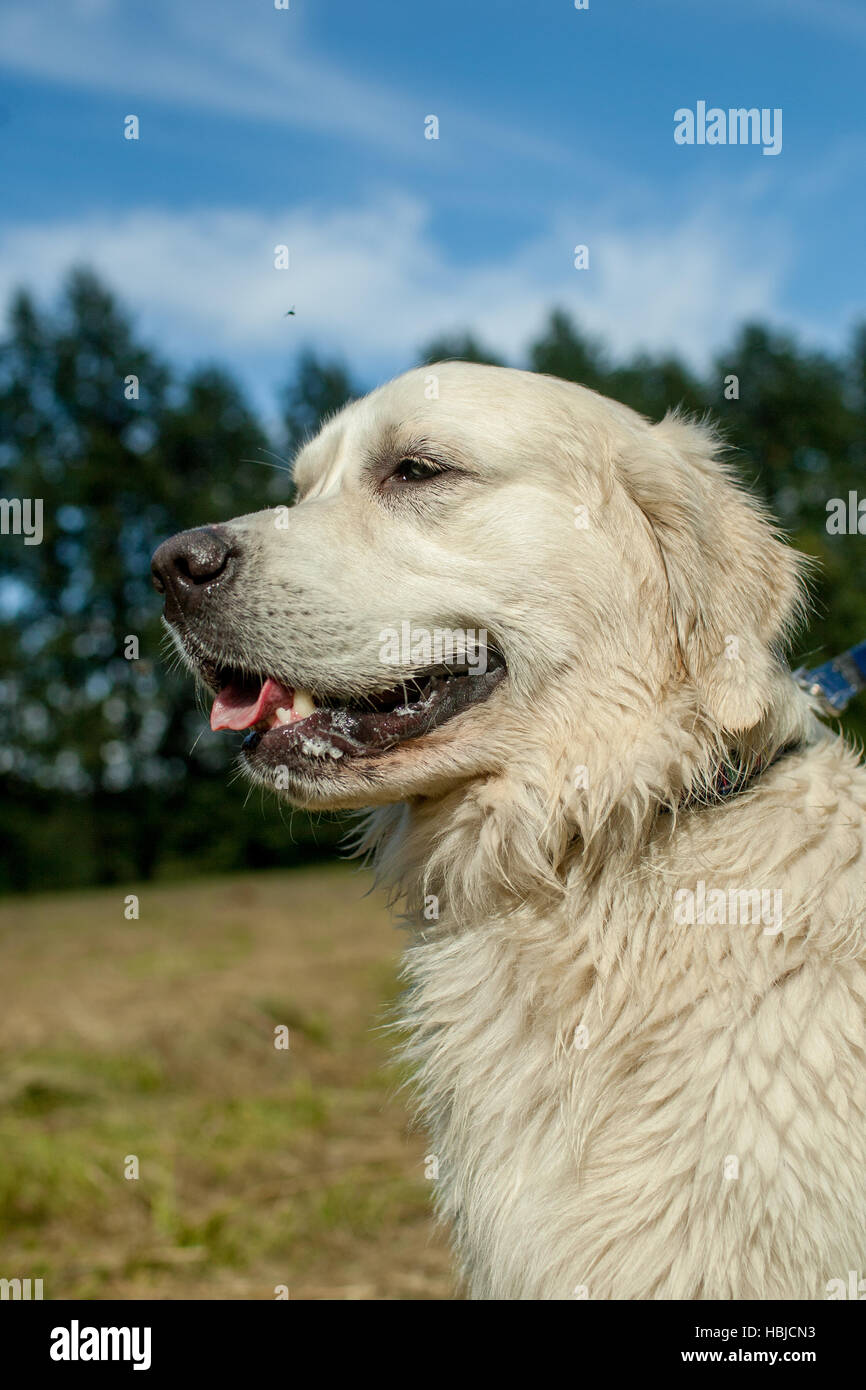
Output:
[677, 742, 800, 812]
[667, 638, 866, 814]
[795, 640, 866, 713]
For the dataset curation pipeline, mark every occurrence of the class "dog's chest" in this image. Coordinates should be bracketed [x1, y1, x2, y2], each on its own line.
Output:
[400, 885, 866, 1300]
[400, 920, 611, 1297]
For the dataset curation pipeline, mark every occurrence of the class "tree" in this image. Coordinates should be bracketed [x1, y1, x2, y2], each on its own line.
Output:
[528, 310, 608, 392]
[0, 271, 347, 890]
[419, 331, 505, 367]
[280, 349, 360, 458]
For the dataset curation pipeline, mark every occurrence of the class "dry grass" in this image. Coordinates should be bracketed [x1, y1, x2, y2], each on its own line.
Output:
[0, 864, 455, 1300]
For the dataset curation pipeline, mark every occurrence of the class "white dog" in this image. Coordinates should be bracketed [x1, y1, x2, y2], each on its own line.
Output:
[152, 362, 866, 1300]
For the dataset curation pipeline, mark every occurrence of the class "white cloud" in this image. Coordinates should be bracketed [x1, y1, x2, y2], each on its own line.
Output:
[0, 193, 799, 390]
[0, 0, 569, 166]
[0, 0, 415, 154]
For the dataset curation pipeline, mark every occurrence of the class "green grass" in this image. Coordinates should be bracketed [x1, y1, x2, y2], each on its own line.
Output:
[0, 866, 454, 1300]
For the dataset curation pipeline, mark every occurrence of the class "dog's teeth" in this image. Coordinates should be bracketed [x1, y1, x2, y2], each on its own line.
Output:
[293, 689, 316, 718]
[275, 707, 293, 725]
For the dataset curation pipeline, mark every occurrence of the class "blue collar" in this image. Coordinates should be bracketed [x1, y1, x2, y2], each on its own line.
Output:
[677, 640, 866, 814]
[795, 640, 866, 713]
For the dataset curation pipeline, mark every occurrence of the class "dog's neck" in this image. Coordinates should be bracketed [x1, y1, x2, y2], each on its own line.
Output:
[359, 683, 819, 933]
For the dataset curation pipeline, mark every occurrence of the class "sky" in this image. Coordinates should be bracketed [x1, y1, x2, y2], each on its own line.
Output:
[1, 0, 864, 414]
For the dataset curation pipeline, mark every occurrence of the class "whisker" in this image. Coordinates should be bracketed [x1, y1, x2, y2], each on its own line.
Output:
[188, 727, 207, 756]
[240, 444, 295, 476]
[257, 446, 294, 469]
[240, 457, 292, 474]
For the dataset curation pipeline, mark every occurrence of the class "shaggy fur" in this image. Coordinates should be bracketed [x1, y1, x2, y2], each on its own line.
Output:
[162, 363, 866, 1299]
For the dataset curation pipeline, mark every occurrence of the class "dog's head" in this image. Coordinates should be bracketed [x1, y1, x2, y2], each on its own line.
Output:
[152, 362, 809, 828]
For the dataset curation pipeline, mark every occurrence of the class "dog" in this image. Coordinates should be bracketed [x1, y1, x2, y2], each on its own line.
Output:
[152, 362, 866, 1300]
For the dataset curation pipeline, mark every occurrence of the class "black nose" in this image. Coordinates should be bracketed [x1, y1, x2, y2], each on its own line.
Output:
[151, 527, 234, 622]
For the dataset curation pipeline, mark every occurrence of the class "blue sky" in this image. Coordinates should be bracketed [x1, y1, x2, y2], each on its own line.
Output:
[1, 0, 864, 415]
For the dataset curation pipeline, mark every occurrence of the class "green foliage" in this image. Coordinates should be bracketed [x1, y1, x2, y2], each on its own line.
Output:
[419, 330, 506, 367]
[1, 272, 864, 892]
[0, 270, 353, 891]
[280, 348, 361, 457]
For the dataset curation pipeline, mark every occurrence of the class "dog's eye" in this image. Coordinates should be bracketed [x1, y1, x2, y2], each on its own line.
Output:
[392, 457, 443, 483]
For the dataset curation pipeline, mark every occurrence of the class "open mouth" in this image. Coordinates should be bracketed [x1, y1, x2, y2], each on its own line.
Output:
[205, 654, 508, 767]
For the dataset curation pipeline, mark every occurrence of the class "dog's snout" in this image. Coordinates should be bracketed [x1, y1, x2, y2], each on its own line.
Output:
[151, 527, 234, 621]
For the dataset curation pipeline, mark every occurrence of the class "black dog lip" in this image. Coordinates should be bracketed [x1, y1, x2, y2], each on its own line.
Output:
[243, 663, 507, 768]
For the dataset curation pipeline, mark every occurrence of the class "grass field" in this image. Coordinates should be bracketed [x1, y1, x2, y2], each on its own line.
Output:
[0, 865, 455, 1300]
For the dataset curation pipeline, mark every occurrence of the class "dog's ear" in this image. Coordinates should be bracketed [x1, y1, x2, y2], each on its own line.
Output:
[619, 413, 806, 732]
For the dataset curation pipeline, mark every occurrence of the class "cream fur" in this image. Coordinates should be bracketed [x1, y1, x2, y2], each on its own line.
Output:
[172, 363, 866, 1299]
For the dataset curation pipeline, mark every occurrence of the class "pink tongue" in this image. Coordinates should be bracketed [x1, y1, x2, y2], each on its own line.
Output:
[210, 677, 293, 732]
